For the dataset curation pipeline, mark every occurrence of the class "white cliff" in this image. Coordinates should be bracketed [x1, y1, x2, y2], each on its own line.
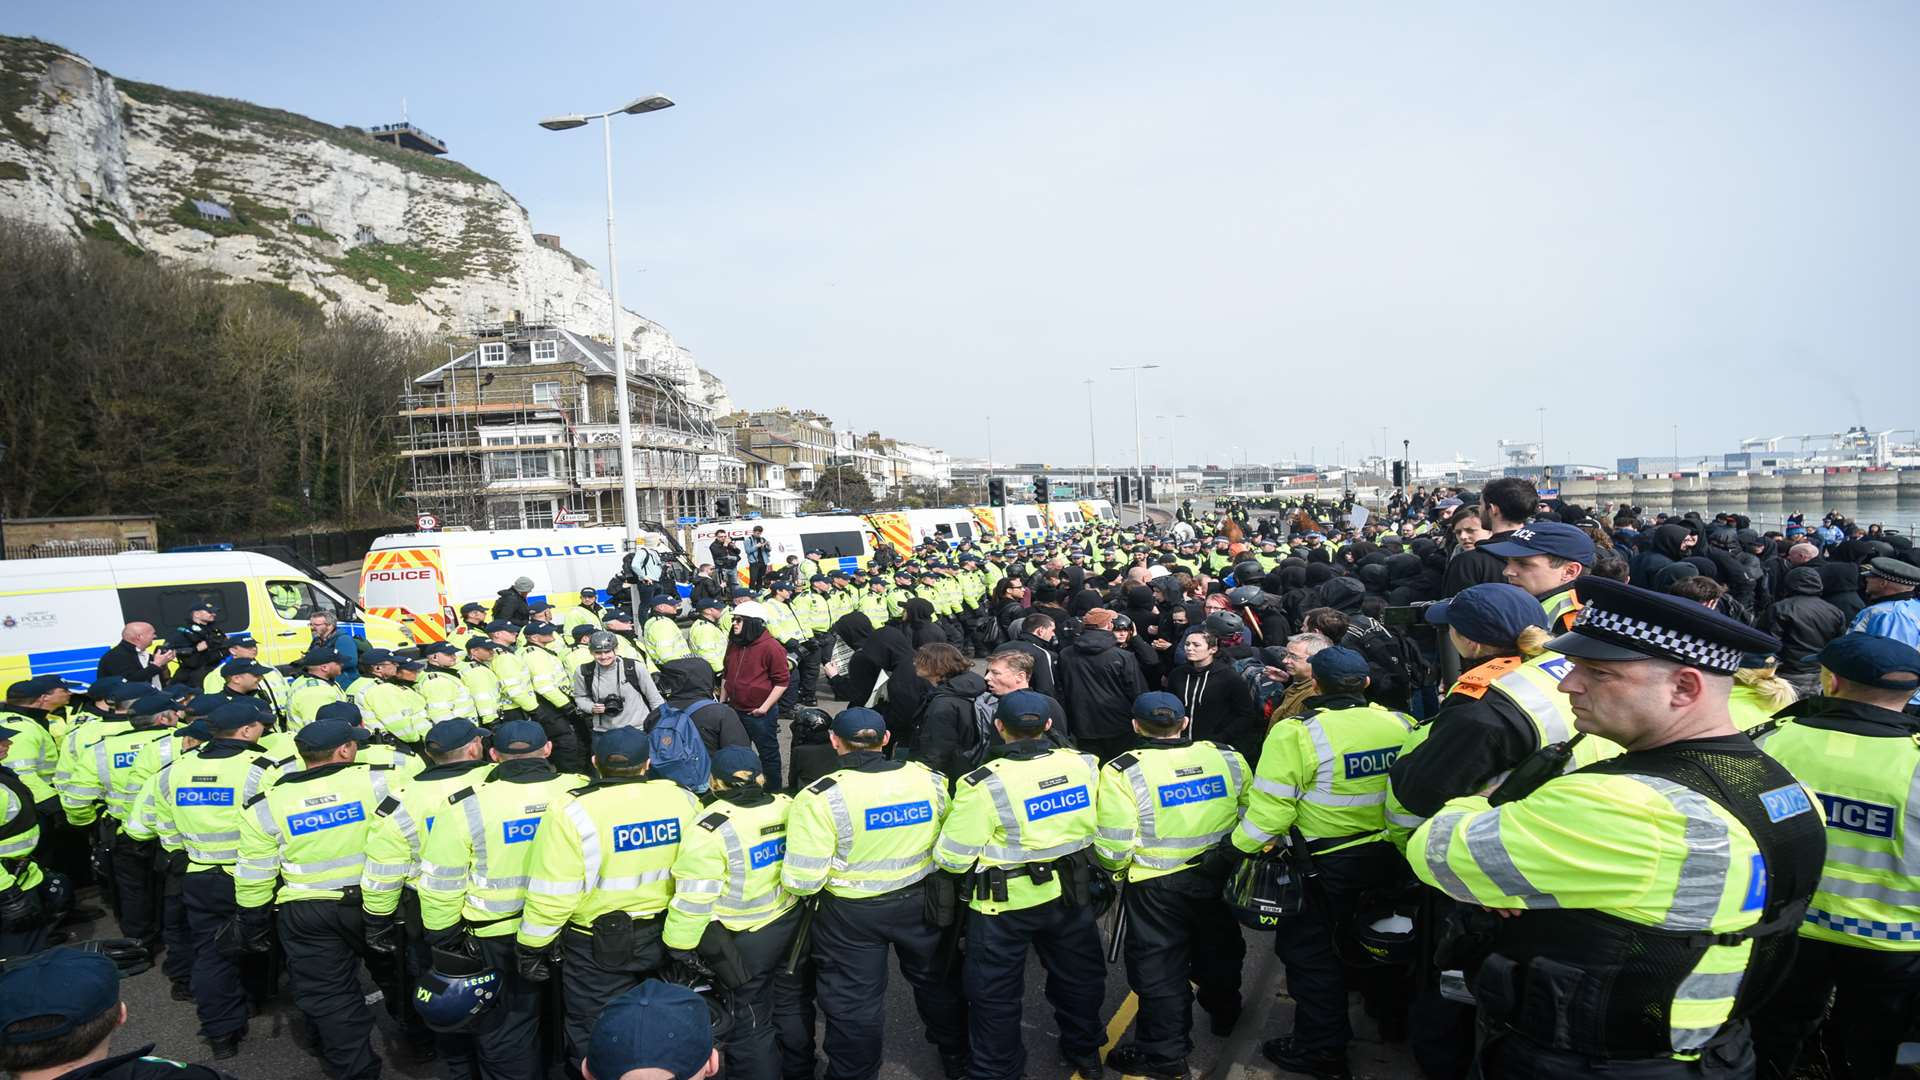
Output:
[0, 35, 727, 413]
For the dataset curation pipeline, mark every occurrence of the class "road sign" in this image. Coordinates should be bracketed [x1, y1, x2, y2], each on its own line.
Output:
[554, 509, 589, 526]
[415, 513, 439, 531]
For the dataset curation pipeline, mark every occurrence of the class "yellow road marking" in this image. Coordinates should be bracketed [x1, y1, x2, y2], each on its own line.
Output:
[1081, 990, 1140, 1080]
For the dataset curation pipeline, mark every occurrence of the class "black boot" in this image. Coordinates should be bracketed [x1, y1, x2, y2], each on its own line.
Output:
[1062, 1046, 1105, 1079]
[1105, 1043, 1188, 1080]
[1260, 1036, 1351, 1080]
[208, 1033, 242, 1060]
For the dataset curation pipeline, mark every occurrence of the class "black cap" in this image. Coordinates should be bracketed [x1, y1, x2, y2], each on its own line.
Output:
[294, 718, 371, 753]
[1547, 575, 1779, 675]
[0, 947, 120, 1045]
[1815, 633, 1920, 692]
[425, 718, 483, 753]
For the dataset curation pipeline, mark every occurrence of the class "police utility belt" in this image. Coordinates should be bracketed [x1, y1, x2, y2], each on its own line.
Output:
[961, 847, 1099, 906]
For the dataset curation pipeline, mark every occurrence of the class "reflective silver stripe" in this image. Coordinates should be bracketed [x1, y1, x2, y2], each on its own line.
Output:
[527, 879, 584, 896]
[285, 853, 366, 875]
[518, 920, 561, 941]
[1235, 819, 1276, 844]
[822, 787, 856, 870]
[0, 837, 35, 857]
[460, 795, 490, 884]
[474, 875, 529, 891]
[676, 879, 724, 896]
[289, 873, 363, 890]
[1302, 717, 1337, 799]
[233, 865, 279, 880]
[418, 871, 467, 891]
[1387, 810, 1428, 830]
[830, 863, 931, 894]
[1122, 763, 1159, 843]
[846, 853, 931, 872]
[363, 879, 404, 893]
[596, 868, 674, 890]
[1463, 809, 1557, 907]
[1303, 789, 1386, 807]
[185, 847, 239, 864]
[981, 773, 1023, 849]
[674, 897, 716, 914]
[1219, 745, 1247, 798]
[784, 852, 830, 871]
[980, 837, 1090, 863]
[714, 818, 751, 905]
[1096, 826, 1133, 842]
[250, 799, 281, 839]
[1628, 774, 1732, 932]
[1816, 875, 1920, 907]
[466, 894, 526, 914]
[388, 805, 422, 860]
[1253, 777, 1302, 799]
[565, 800, 601, 895]
[1133, 850, 1197, 870]
[1421, 811, 1474, 901]
[183, 830, 242, 843]
[1674, 970, 1745, 1000]
[1493, 667, 1571, 743]
[1152, 826, 1229, 848]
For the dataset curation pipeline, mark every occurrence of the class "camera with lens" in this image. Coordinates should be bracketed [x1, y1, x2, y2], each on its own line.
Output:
[599, 695, 625, 717]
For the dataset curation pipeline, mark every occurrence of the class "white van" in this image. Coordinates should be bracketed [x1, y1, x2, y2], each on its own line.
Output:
[687, 515, 876, 584]
[0, 551, 407, 688]
[358, 527, 687, 645]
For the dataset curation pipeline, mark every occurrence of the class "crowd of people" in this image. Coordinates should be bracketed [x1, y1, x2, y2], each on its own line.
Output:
[0, 479, 1918, 1080]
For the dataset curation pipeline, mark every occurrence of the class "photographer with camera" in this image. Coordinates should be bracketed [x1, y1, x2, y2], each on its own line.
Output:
[573, 631, 664, 735]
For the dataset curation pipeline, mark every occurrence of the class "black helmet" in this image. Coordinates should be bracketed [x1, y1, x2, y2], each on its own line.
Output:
[1224, 853, 1304, 931]
[789, 706, 833, 745]
[1204, 612, 1244, 638]
[1350, 892, 1419, 967]
[74, 937, 153, 977]
[1226, 585, 1263, 607]
[414, 946, 505, 1033]
[1233, 560, 1266, 583]
[1110, 613, 1134, 632]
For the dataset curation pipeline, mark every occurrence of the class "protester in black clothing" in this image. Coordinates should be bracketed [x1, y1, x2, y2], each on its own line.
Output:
[1440, 478, 1537, 597]
[492, 576, 535, 626]
[862, 598, 942, 740]
[997, 613, 1059, 698]
[1056, 608, 1146, 762]
[1164, 630, 1263, 764]
[905, 643, 989, 783]
[645, 657, 752, 754]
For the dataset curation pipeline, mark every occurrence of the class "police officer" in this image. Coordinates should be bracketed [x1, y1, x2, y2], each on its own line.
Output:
[0, 947, 245, 1080]
[236, 716, 400, 1080]
[0, 720, 49, 958]
[414, 719, 581, 1079]
[355, 653, 431, 750]
[520, 621, 586, 772]
[487, 619, 544, 719]
[0, 676, 70, 879]
[200, 636, 290, 716]
[1751, 633, 1920, 1078]
[1849, 556, 1920, 711]
[1229, 647, 1413, 1079]
[415, 642, 477, 724]
[643, 594, 694, 670]
[859, 574, 893, 630]
[75, 695, 183, 958]
[1408, 576, 1825, 1079]
[460, 636, 503, 726]
[665, 746, 806, 1080]
[516, 725, 702, 1068]
[1476, 521, 1594, 633]
[286, 647, 348, 729]
[792, 578, 835, 706]
[564, 586, 607, 639]
[688, 598, 731, 678]
[205, 654, 285, 724]
[1094, 691, 1251, 1079]
[932, 690, 1104, 1080]
[783, 707, 968, 1080]
[143, 700, 283, 1057]
[170, 601, 229, 689]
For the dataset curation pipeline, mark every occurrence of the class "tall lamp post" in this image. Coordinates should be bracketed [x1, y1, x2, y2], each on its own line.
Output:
[540, 94, 675, 606]
[1111, 364, 1159, 523]
[1084, 378, 1098, 500]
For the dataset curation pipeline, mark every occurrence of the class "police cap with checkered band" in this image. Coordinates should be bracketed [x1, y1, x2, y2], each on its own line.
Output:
[1546, 575, 1780, 675]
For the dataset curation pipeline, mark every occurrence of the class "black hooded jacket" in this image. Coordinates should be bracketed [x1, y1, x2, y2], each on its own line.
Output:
[1818, 561, 1867, 621]
[1057, 627, 1147, 742]
[1763, 568, 1846, 676]
[908, 671, 990, 783]
[647, 657, 752, 753]
[1164, 660, 1264, 764]
[1629, 524, 1693, 588]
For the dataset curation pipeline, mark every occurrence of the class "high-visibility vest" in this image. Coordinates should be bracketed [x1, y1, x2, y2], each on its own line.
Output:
[236, 761, 399, 906]
[516, 777, 702, 949]
[458, 661, 502, 723]
[417, 761, 584, 937]
[0, 710, 59, 804]
[416, 668, 476, 724]
[360, 758, 494, 915]
[139, 740, 284, 869]
[288, 675, 347, 729]
[664, 791, 798, 949]
[688, 620, 729, 676]
[785, 755, 948, 899]
[934, 744, 1100, 913]
[644, 616, 693, 666]
[1233, 698, 1412, 856]
[1093, 739, 1250, 883]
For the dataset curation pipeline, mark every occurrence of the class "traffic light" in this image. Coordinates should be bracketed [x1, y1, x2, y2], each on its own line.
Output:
[712, 496, 733, 518]
[1141, 475, 1154, 503]
[1392, 460, 1406, 486]
[1113, 476, 1130, 503]
[1033, 477, 1050, 504]
[987, 478, 1007, 507]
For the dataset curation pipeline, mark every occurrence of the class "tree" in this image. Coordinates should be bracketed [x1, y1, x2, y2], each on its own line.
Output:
[803, 464, 876, 511]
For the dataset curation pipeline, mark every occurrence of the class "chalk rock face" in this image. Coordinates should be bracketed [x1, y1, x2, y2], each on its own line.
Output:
[0, 34, 727, 411]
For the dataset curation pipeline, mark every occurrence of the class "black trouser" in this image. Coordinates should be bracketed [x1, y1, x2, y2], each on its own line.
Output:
[1274, 841, 1397, 1053]
[812, 888, 968, 1080]
[36, 800, 91, 887]
[1409, 887, 1475, 1080]
[721, 905, 805, 1080]
[183, 870, 248, 1040]
[160, 864, 194, 987]
[111, 830, 160, 945]
[796, 638, 825, 706]
[776, 932, 818, 1080]
[1473, 1022, 1756, 1079]
[963, 897, 1106, 1080]
[90, 818, 119, 916]
[0, 878, 50, 959]
[1122, 871, 1246, 1062]
[1752, 938, 1920, 1080]
[469, 934, 545, 1080]
[751, 561, 769, 588]
[278, 899, 381, 1080]
[527, 701, 586, 773]
[558, 917, 665, 1068]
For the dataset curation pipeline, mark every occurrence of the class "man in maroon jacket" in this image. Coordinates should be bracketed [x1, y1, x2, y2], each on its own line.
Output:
[722, 601, 791, 788]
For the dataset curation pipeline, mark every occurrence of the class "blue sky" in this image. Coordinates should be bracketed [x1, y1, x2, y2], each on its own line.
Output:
[9, 2, 1917, 471]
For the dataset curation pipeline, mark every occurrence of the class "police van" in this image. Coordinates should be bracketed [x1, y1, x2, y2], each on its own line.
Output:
[688, 514, 877, 584]
[358, 526, 688, 644]
[0, 551, 407, 687]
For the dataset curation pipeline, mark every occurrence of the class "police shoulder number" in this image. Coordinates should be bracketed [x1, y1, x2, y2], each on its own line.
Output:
[805, 775, 838, 796]
[962, 766, 993, 787]
[697, 810, 729, 832]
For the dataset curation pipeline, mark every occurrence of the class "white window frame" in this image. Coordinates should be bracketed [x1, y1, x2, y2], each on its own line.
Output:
[531, 380, 561, 405]
[531, 339, 560, 364]
[478, 342, 507, 366]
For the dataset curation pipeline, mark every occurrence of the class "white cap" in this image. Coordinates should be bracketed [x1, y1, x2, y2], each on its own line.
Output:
[733, 601, 770, 621]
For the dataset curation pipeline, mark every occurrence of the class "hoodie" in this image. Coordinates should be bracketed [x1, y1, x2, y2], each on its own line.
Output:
[1057, 627, 1147, 743]
[1165, 660, 1264, 764]
[648, 657, 751, 753]
[1629, 524, 1693, 587]
[908, 671, 991, 783]
[1763, 568, 1846, 677]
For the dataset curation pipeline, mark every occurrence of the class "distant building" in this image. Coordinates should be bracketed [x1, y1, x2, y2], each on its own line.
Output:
[399, 319, 744, 529]
[190, 199, 233, 222]
[2, 514, 159, 560]
[367, 122, 448, 156]
[533, 233, 563, 250]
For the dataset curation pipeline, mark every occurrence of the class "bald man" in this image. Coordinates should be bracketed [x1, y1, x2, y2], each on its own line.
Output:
[96, 622, 175, 689]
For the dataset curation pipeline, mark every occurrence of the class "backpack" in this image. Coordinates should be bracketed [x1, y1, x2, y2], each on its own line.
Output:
[965, 692, 1001, 770]
[1345, 619, 1423, 708]
[648, 699, 712, 794]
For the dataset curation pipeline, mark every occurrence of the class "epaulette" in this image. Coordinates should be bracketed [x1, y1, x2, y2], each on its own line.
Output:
[1450, 656, 1524, 701]
[448, 786, 477, 804]
[1107, 752, 1139, 771]
[369, 763, 398, 773]
[805, 775, 838, 795]
[373, 795, 401, 816]
[962, 766, 993, 786]
[697, 810, 729, 831]
[241, 791, 268, 809]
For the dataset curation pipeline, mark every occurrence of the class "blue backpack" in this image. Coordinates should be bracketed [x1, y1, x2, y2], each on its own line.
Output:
[649, 700, 712, 794]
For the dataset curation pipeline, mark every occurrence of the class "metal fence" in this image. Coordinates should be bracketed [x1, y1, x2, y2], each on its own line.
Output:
[2, 537, 154, 560]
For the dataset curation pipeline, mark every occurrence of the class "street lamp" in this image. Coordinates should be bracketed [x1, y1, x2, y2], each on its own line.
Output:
[1111, 364, 1159, 522]
[1083, 378, 1098, 500]
[540, 94, 674, 607]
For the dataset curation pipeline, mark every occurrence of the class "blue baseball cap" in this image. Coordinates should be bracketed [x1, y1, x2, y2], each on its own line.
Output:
[206, 700, 269, 733]
[594, 726, 651, 769]
[492, 720, 548, 754]
[177, 719, 215, 741]
[419, 642, 458, 658]
[1131, 691, 1187, 725]
[105, 682, 151, 704]
[1424, 583, 1551, 646]
[710, 746, 764, 782]
[130, 693, 179, 718]
[1478, 522, 1597, 566]
[220, 658, 274, 678]
[994, 690, 1052, 732]
[587, 980, 714, 1080]
[7, 674, 68, 699]
[361, 649, 396, 667]
[830, 707, 886, 741]
[296, 646, 340, 668]
[484, 620, 518, 634]
[1310, 646, 1372, 687]
[294, 718, 371, 753]
[465, 636, 496, 652]
[425, 718, 483, 754]
[524, 621, 562, 637]
[1815, 633, 1920, 692]
[0, 947, 121, 1046]
[315, 701, 363, 726]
